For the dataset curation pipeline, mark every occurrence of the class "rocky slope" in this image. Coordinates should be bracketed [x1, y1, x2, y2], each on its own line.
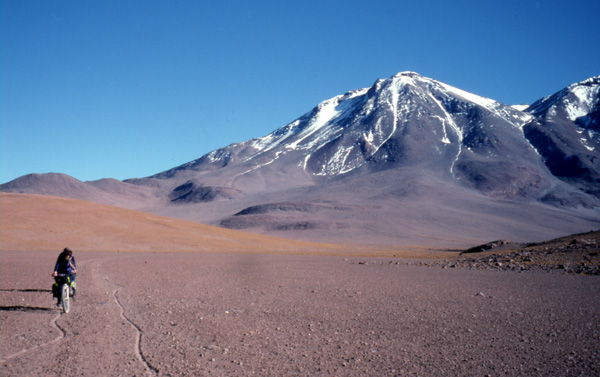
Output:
[411, 230, 600, 275]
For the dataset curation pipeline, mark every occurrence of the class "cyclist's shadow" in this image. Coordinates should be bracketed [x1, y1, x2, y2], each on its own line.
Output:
[0, 288, 55, 312]
[0, 305, 54, 312]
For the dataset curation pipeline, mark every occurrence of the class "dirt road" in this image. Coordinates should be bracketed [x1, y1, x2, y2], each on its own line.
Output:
[2, 251, 599, 376]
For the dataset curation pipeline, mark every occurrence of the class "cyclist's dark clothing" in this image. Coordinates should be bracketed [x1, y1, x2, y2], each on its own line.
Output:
[54, 255, 77, 289]
[54, 256, 76, 275]
[53, 250, 77, 303]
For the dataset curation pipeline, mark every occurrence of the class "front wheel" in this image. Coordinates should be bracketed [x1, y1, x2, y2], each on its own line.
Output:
[61, 284, 70, 313]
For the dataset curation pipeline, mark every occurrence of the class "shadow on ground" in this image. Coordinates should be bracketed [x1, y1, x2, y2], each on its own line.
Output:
[0, 305, 54, 312]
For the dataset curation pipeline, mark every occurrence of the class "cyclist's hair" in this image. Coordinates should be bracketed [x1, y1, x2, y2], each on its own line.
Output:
[60, 248, 73, 259]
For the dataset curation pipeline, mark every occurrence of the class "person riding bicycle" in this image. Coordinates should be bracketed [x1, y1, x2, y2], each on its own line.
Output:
[53, 248, 77, 304]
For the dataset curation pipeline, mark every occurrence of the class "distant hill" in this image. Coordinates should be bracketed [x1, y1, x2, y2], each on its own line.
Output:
[0, 193, 341, 254]
[0, 173, 163, 210]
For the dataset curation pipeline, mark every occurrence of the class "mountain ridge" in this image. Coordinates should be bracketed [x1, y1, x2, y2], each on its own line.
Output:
[3, 72, 599, 247]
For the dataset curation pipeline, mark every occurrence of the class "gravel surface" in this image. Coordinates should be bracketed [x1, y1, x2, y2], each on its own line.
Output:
[2, 250, 599, 376]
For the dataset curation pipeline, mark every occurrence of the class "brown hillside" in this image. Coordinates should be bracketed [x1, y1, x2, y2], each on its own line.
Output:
[0, 193, 343, 254]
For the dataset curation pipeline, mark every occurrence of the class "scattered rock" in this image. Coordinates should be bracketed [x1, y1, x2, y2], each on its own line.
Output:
[392, 231, 600, 275]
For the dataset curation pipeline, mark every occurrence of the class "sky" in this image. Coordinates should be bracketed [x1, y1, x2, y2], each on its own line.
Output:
[1, 0, 599, 184]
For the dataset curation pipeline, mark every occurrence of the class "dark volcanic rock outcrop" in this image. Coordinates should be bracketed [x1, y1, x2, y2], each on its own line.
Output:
[432, 230, 600, 275]
[169, 180, 242, 203]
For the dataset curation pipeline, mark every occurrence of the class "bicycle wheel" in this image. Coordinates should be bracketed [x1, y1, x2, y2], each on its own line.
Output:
[61, 283, 70, 313]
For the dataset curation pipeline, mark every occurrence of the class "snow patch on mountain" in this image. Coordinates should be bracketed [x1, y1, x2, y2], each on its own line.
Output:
[426, 91, 463, 174]
[438, 82, 498, 112]
[527, 76, 600, 121]
[249, 120, 299, 154]
[511, 104, 529, 112]
[289, 89, 369, 150]
[565, 83, 599, 121]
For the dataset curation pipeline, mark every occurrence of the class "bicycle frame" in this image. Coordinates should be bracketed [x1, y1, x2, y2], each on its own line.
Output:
[55, 274, 71, 313]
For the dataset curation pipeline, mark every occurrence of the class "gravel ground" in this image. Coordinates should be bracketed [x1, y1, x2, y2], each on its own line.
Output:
[2, 250, 599, 376]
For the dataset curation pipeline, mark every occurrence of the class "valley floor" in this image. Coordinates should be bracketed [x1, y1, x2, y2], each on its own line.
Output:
[1, 250, 599, 376]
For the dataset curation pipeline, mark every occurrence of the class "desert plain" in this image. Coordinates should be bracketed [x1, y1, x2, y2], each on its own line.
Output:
[1, 249, 599, 377]
[1, 193, 600, 376]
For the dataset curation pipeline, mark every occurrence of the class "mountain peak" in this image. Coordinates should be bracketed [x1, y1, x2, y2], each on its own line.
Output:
[392, 71, 422, 78]
[527, 75, 600, 119]
[370, 71, 425, 92]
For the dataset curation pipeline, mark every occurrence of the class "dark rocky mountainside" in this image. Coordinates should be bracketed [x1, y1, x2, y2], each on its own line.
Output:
[3, 73, 599, 247]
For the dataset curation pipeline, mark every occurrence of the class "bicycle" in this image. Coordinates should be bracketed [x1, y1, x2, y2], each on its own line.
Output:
[54, 273, 72, 313]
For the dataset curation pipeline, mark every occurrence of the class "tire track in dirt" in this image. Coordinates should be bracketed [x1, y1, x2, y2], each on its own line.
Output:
[2, 253, 159, 374]
[0, 252, 86, 364]
[0, 256, 89, 363]
[108, 278, 159, 376]
[0, 311, 66, 363]
[2, 256, 112, 364]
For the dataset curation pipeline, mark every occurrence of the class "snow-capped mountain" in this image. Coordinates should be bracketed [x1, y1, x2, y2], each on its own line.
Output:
[144, 72, 596, 205]
[523, 76, 600, 198]
[3, 72, 600, 247]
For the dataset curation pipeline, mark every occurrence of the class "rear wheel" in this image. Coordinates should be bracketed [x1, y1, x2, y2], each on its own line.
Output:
[61, 284, 70, 313]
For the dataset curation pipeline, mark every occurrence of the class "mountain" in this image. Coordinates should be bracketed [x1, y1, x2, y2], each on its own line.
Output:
[145, 72, 538, 192]
[137, 72, 597, 203]
[523, 76, 600, 199]
[3, 72, 600, 248]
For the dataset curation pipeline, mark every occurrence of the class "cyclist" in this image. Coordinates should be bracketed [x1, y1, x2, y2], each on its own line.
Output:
[53, 248, 77, 305]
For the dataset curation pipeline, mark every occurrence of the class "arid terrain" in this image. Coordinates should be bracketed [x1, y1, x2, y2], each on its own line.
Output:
[0, 192, 344, 255]
[2, 248, 599, 377]
[0, 192, 442, 258]
[2, 192, 600, 376]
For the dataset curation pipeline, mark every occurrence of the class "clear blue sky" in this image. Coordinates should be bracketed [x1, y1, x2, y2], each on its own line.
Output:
[2, 0, 599, 183]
